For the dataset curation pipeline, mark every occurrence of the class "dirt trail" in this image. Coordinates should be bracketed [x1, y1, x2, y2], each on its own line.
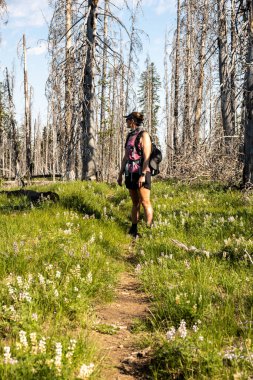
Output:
[93, 263, 151, 380]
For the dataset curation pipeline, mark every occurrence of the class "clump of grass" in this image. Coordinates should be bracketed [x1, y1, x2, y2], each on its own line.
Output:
[94, 324, 119, 335]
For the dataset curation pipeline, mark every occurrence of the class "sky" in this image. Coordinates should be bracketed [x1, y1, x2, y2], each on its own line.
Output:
[0, 0, 177, 126]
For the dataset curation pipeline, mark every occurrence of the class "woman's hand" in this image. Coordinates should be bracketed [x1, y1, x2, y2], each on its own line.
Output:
[138, 174, 145, 188]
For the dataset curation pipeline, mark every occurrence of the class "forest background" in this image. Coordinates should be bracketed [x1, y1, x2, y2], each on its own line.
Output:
[0, 0, 253, 185]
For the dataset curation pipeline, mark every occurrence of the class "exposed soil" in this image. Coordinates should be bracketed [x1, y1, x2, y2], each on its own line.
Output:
[93, 254, 151, 380]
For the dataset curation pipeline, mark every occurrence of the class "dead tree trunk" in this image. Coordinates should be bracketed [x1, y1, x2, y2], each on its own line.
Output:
[173, 0, 181, 156]
[164, 30, 173, 173]
[193, 0, 208, 151]
[23, 34, 32, 180]
[217, 0, 233, 146]
[65, 0, 75, 180]
[82, 0, 98, 180]
[243, 0, 253, 184]
[182, 0, 192, 151]
[5, 68, 20, 180]
[230, 0, 236, 134]
[100, 0, 109, 181]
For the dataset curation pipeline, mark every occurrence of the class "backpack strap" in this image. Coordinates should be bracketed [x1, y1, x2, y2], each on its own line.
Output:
[134, 131, 144, 155]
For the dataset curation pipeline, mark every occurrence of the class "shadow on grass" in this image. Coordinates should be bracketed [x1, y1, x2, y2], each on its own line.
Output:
[61, 194, 103, 219]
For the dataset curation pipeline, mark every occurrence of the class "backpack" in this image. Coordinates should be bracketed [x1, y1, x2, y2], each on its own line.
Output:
[125, 130, 162, 176]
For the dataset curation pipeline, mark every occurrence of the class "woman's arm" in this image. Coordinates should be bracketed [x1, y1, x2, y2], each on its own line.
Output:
[138, 132, 152, 187]
[141, 132, 152, 173]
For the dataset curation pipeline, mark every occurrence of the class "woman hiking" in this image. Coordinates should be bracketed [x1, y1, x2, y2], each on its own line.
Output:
[117, 112, 153, 238]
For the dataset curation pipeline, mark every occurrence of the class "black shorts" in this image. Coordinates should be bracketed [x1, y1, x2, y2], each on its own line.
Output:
[125, 172, 151, 190]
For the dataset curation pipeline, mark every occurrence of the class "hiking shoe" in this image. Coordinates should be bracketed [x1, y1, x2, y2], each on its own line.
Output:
[128, 226, 138, 238]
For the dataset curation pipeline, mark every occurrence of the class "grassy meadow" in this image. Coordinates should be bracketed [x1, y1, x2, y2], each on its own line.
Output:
[0, 180, 253, 379]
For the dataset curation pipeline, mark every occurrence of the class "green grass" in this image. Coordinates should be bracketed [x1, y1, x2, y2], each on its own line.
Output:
[0, 180, 253, 379]
[0, 181, 131, 379]
[135, 181, 253, 379]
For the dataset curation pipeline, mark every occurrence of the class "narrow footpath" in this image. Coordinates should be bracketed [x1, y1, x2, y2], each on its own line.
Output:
[93, 263, 151, 380]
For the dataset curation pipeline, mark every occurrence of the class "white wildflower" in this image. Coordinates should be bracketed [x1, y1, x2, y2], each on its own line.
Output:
[3, 346, 18, 365]
[54, 289, 59, 298]
[178, 320, 187, 339]
[19, 291, 32, 303]
[77, 363, 95, 379]
[16, 276, 23, 287]
[66, 339, 77, 363]
[54, 342, 62, 374]
[89, 234, 95, 244]
[19, 330, 28, 348]
[38, 274, 45, 285]
[32, 313, 38, 321]
[26, 274, 33, 288]
[8, 285, 15, 296]
[38, 337, 46, 354]
[87, 272, 93, 283]
[55, 271, 61, 278]
[192, 324, 198, 333]
[135, 264, 142, 274]
[223, 351, 237, 360]
[203, 250, 210, 258]
[3, 346, 11, 364]
[166, 327, 176, 341]
[199, 335, 204, 341]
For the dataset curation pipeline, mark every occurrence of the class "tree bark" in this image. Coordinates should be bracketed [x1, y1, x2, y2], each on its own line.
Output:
[173, 0, 181, 156]
[5, 68, 20, 180]
[243, 0, 253, 184]
[230, 0, 236, 135]
[23, 34, 31, 180]
[82, 0, 98, 180]
[217, 0, 233, 146]
[182, 0, 192, 151]
[100, 0, 109, 181]
[65, 0, 75, 179]
[193, 0, 208, 150]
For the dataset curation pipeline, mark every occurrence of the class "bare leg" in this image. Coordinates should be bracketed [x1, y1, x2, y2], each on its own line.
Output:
[129, 189, 140, 223]
[138, 187, 153, 226]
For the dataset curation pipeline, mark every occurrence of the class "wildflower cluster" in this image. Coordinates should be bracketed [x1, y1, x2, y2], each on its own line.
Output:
[222, 340, 253, 367]
[1, 262, 94, 328]
[77, 363, 95, 379]
[1, 331, 91, 377]
[166, 320, 203, 342]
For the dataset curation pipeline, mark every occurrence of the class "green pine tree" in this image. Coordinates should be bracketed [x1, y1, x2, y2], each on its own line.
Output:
[138, 57, 161, 143]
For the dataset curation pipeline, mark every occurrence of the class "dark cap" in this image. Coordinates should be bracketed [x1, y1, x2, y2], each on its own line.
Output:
[124, 112, 144, 125]
[124, 114, 134, 121]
